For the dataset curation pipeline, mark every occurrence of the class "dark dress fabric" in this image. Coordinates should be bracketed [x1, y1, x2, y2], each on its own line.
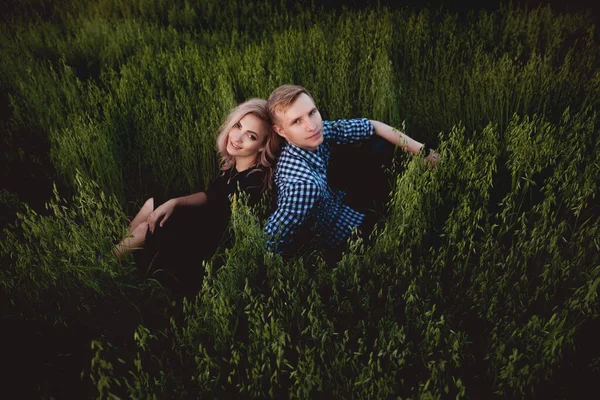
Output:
[135, 166, 267, 295]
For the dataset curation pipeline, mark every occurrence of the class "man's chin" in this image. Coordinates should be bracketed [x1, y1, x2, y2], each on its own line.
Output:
[302, 137, 322, 152]
[308, 130, 322, 141]
[312, 134, 324, 146]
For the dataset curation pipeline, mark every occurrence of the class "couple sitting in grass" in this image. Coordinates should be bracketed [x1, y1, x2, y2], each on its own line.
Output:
[114, 85, 439, 291]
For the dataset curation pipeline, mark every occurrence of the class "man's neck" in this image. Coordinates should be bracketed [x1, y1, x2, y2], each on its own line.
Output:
[288, 141, 319, 153]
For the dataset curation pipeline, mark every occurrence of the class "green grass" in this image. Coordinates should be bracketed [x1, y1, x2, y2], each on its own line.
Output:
[1, 0, 599, 398]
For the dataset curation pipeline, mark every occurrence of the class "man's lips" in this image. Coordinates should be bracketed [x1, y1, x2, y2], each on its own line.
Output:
[307, 130, 322, 140]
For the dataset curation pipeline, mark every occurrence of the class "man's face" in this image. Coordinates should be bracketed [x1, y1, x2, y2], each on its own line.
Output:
[273, 93, 323, 152]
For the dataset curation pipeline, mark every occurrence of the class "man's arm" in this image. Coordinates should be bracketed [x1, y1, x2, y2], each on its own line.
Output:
[324, 118, 374, 145]
[264, 181, 320, 253]
[370, 120, 439, 164]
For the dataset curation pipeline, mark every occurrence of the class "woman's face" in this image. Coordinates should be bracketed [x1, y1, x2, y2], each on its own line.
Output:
[226, 113, 269, 159]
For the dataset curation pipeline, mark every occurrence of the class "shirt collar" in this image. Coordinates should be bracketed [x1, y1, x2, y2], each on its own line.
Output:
[284, 141, 326, 170]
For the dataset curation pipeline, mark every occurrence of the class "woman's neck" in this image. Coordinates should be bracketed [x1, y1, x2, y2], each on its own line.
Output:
[233, 156, 256, 172]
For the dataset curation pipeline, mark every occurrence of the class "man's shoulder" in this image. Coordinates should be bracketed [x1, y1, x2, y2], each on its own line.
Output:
[322, 118, 374, 143]
[322, 118, 371, 130]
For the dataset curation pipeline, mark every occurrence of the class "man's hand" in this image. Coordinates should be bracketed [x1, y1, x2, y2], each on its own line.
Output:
[425, 151, 440, 166]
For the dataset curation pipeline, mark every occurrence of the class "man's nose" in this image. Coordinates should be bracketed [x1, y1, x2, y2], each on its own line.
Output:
[305, 119, 316, 131]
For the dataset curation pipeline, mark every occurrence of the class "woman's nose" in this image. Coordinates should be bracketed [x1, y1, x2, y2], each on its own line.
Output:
[232, 131, 243, 142]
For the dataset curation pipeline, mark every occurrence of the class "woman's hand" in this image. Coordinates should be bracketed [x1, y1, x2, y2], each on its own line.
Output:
[147, 198, 179, 233]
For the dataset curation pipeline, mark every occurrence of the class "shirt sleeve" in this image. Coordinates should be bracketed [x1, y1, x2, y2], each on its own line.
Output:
[264, 180, 321, 253]
[323, 118, 374, 145]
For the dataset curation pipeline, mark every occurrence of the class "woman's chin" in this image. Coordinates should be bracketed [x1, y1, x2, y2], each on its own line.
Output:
[227, 144, 240, 155]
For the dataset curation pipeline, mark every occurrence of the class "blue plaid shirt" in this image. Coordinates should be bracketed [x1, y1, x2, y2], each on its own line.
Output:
[265, 118, 375, 253]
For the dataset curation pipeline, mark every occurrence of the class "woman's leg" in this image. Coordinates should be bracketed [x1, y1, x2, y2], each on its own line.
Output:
[112, 198, 154, 260]
[112, 221, 149, 260]
[128, 198, 154, 234]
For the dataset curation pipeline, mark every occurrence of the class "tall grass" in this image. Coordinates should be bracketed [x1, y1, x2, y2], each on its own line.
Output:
[1, 0, 599, 398]
[85, 107, 599, 398]
[0, 173, 134, 323]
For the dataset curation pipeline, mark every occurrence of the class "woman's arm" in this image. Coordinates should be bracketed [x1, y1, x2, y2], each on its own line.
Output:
[148, 192, 208, 233]
[176, 192, 208, 207]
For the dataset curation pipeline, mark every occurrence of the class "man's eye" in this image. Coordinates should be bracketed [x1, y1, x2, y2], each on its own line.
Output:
[292, 119, 299, 125]
[309, 109, 316, 115]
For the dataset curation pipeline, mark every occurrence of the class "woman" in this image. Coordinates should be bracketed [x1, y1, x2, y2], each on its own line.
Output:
[113, 98, 279, 293]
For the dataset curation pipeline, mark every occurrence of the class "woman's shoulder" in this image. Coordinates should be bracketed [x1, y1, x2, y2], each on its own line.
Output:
[232, 164, 263, 177]
[240, 165, 268, 187]
[207, 170, 228, 189]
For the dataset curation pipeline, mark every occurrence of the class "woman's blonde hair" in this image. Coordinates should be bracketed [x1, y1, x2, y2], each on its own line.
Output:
[216, 98, 280, 188]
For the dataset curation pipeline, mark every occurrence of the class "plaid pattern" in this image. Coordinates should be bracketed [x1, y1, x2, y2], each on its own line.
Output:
[265, 118, 374, 252]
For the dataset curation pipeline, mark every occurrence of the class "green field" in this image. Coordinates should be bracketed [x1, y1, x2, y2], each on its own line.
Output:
[1, 0, 599, 398]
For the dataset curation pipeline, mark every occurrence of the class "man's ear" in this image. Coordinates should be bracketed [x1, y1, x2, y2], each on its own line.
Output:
[273, 124, 286, 139]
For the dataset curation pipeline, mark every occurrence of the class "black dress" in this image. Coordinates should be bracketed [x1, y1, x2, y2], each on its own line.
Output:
[135, 165, 267, 295]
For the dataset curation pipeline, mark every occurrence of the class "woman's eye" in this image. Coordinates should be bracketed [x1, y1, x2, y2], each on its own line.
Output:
[234, 122, 241, 129]
[247, 134, 257, 140]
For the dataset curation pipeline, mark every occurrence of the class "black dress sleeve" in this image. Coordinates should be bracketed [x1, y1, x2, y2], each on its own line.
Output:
[204, 173, 227, 206]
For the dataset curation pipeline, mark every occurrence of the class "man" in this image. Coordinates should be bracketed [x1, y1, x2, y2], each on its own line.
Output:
[264, 85, 438, 255]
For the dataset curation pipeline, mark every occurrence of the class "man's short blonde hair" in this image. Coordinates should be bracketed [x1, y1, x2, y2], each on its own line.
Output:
[267, 84, 315, 124]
